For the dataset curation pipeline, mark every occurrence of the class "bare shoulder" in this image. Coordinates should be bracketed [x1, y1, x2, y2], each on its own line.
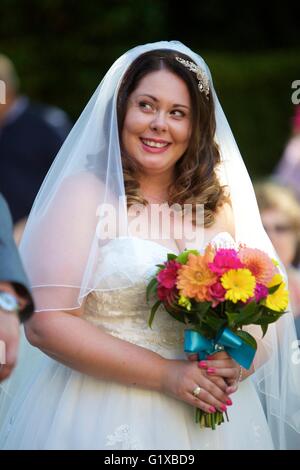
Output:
[203, 202, 235, 245]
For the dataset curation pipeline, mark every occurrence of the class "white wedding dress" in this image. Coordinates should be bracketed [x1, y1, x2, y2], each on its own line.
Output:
[0, 234, 274, 450]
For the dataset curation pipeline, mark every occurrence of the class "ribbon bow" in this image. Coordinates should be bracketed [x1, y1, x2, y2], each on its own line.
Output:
[184, 328, 255, 370]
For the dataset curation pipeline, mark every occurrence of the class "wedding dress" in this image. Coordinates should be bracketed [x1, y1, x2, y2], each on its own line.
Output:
[0, 233, 274, 450]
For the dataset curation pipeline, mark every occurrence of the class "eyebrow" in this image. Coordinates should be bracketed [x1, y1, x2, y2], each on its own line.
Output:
[137, 94, 190, 109]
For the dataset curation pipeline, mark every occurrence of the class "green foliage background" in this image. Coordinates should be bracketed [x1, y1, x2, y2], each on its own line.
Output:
[1, 0, 299, 178]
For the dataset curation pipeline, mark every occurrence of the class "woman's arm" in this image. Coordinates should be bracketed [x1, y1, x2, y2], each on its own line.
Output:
[25, 309, 233, 413]
[25, 309, 165, 391]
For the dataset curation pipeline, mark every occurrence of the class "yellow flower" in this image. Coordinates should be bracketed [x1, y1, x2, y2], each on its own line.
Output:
[221, 268, 256, 303]
[263, 273, 289, 312]
[178, 295, 192, 311]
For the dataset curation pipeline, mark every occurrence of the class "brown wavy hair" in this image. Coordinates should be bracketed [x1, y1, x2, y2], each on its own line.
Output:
[117, 49, 229, 227]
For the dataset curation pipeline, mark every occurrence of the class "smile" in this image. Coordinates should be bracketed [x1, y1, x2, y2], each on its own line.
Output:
[141, 138, 170, 148]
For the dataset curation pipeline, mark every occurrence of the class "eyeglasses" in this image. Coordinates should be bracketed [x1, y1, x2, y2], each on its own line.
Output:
[263, 224, 295, 234]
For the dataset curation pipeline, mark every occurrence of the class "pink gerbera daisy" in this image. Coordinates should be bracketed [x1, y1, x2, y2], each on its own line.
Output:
[209, 248, 244, 276]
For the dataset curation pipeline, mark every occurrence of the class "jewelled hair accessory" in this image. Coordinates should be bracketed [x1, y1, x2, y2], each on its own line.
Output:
[175, 56, 210, 99]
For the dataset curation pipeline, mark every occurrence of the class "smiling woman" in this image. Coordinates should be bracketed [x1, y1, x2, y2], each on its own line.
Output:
[117, 49, 228, 229]
[122, 69, 191, 171]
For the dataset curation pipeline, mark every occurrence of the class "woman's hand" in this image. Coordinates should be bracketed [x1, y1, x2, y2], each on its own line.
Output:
[160, 358, 233, 414]
[189, 351, 241, 394]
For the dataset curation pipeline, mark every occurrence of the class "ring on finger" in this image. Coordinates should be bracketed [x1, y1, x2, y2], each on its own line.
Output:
[192, 385, 201, 397]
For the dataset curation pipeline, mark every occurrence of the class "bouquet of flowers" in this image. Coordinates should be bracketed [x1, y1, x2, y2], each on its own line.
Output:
[147, 243, 289, 430]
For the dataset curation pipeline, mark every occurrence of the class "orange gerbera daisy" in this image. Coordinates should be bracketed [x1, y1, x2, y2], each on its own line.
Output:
[239, 247, 277, 285]
[176, 245, 217, 302]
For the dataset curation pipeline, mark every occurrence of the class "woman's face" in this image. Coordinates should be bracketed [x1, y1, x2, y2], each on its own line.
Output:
[121, 69, 192, 176]
[261, 208, 298, 267]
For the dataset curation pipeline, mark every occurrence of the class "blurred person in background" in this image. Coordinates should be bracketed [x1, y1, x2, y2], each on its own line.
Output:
[255, 180, 300, 336]
[0, 193, 34, 382]
[274, 105, 300, 201]
[0, 54, 72, 241]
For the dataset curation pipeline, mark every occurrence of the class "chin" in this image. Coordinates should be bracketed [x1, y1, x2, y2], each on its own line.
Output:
[140, 158, 171, 172]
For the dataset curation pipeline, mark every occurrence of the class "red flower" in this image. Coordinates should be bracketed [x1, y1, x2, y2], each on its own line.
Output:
[157, 285, 177, 303]
[209, 281, 226, 307]
[157, 260, 181, 289]
[254, 283, 269, 302]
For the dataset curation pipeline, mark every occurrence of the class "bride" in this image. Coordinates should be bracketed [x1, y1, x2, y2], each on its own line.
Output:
[0, 41, 299, 450]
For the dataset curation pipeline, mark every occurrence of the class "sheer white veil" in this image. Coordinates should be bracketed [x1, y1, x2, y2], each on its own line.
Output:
[1, 40, 300, 449]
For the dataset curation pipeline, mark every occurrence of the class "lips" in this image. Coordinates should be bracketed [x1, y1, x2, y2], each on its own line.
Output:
[140, 137, 171, 153]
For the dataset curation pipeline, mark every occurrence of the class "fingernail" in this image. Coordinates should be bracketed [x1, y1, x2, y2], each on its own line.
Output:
[207, 367, 216, 374]
[220, 404, 227, 412]
[209, 406, 216, 413]
[226, 399, 232, 406]
[198, 360, 207, 369]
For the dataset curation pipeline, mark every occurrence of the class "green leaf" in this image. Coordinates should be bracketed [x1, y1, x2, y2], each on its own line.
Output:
[148, 300, 162, 328]
[155, 264, 165, 270]
[224, 301, 264, 327]
[164, 303, 187, 324]
[236, 330, 257, 350]
[233, 302, 259, 325]
[204, 315, 225, 332]
[255, 315, 282, 325]
[146, 278, 158, 302]
[225, 311, 240, 327]
[192, 301, 211, 315]
[261, 323, 268, 338]
[167, 253, 177, 261]
[268, 283, 281, 295]
[176, 249, 200, 264]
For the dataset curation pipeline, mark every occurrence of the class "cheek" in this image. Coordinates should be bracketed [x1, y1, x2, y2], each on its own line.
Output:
[123, 109, 149, 137]
[172, 121, 192, 146]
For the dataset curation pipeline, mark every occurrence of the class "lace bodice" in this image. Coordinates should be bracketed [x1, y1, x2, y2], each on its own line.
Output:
[83, 233, 235, 357]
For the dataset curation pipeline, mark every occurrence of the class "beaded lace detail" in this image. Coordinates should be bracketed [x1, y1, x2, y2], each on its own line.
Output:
[83, 279, 186, 355]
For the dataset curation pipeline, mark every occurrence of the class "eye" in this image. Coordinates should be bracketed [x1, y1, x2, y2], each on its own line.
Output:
[171, 109, 185, 118]
[138, 101, 154, 111]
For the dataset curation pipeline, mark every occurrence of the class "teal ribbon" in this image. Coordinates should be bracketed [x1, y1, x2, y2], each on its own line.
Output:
[184, 328, 255, 370]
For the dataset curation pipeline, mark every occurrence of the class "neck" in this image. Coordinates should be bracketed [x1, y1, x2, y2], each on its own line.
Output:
[139, 171, 174, 201]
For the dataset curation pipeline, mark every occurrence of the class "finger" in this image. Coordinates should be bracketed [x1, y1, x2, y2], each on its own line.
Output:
[226, 378, 237, 386]
[186, 384, 227, 413]
[200, 376, 232, 410]
[187, 354, 198, 362]
[205, 358, 238, 368]
[188, 394, 218, 414]
[207, 375, 228, 392]
[226, 383, 239, 394]
[197, 368, 228, 395]
[206, 367, 239, 380]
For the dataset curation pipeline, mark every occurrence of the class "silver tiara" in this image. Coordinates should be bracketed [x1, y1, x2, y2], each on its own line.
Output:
[175, 56, 210, 99]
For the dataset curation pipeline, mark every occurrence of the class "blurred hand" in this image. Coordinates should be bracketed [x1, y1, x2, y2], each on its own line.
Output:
[0, 309, 20, 382]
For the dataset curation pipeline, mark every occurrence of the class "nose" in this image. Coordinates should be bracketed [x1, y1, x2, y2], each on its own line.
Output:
[150, 111, 168, 133]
